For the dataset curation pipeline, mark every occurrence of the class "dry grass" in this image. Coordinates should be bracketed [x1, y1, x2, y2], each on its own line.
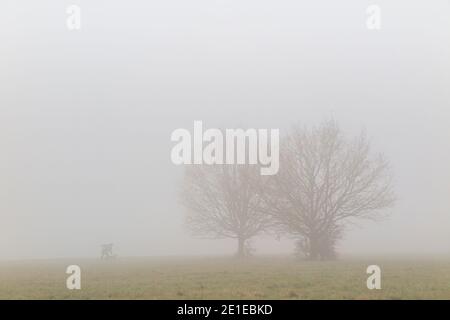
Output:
[0, 256, 449, 299]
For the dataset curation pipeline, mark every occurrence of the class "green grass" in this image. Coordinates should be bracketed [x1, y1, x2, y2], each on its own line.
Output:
[0, 256, 449, 299]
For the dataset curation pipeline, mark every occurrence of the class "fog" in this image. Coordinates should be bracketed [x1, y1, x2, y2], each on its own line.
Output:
[1, 0, 449, 260]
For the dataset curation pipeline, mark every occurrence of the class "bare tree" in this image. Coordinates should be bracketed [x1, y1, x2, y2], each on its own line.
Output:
[181, 164, 272, 258]
[260, 120, 396, 260]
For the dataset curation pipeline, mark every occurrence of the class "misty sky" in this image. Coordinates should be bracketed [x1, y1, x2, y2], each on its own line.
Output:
[1, 0, 449, 259]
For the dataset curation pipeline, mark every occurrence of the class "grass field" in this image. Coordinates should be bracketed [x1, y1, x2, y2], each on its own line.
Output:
[0, 256, 449, 299]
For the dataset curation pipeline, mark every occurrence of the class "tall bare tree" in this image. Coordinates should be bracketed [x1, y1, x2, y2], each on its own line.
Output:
[260, 120, 395, 260]
[181, 164, 272, 258]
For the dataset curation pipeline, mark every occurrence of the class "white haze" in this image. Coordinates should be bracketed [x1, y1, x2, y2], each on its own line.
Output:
[0, 0, 449, 259]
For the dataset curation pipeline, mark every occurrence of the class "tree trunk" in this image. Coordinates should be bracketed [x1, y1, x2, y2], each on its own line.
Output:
[237, 237, 246, 258]
[308, 235, 320, 260]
